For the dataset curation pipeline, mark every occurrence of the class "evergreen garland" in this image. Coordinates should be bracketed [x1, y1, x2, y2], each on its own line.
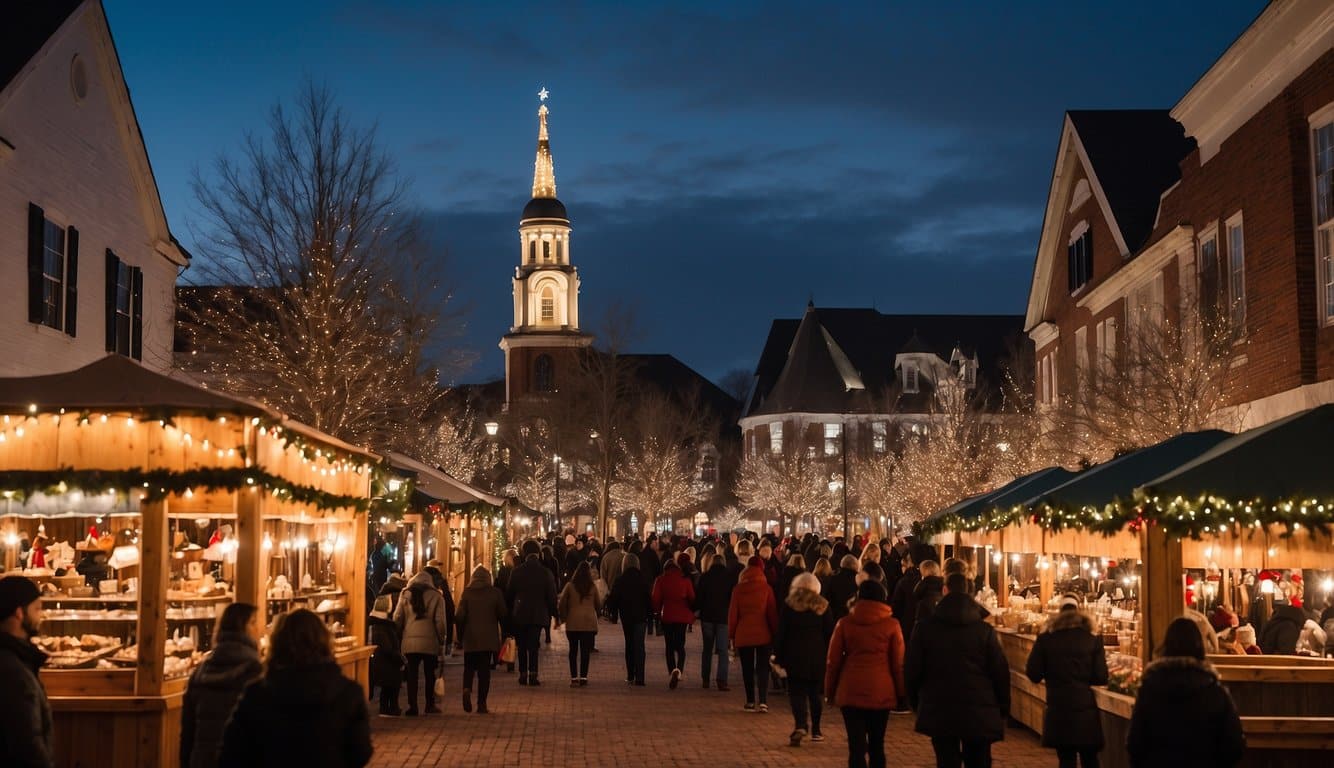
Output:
[0, 467, 386, 514]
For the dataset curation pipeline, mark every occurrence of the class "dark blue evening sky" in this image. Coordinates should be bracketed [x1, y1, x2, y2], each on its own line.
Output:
[106, 0, 1264, 386]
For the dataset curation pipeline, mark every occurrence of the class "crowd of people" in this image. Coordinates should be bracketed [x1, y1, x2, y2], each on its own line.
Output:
[0, 525, 1252, 768]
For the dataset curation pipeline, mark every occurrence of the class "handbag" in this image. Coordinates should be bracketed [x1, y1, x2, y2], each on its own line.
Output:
[498, 637, 517, 664]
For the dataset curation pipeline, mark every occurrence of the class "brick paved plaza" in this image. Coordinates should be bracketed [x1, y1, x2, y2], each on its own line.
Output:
[371, 624, 1048, 767]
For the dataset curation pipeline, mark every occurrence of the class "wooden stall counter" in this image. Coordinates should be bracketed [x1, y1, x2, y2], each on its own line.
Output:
[49, 690, 184, 768]
[335, 644, 376, 694]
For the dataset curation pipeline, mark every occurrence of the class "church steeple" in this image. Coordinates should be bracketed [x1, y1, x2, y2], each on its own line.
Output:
[500, 88, 592, 408]
[532, 98, 556, 199]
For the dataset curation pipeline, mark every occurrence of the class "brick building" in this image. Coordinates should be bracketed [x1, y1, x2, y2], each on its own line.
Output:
[0, 1, 188, 376]
[1026, 0, 1334, 428]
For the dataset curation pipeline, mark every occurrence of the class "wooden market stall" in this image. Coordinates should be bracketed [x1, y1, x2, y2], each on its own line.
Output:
[923, 418, 1334, 768]
[386, 452, 505, 598]
[0, 356, 374, 768]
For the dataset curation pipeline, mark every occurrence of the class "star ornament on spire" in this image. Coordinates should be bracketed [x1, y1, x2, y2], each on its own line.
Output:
[538, 87, 550, 102]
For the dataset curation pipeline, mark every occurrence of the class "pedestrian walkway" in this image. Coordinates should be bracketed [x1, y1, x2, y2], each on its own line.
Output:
[370, 621, 1048, 767]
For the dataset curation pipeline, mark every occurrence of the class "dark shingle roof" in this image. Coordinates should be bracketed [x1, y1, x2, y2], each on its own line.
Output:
[745, 307, 1026, 418]
[2, 0, 84, 94]
[1067, 110, 1196, 253]
[620, 353, 740, 429]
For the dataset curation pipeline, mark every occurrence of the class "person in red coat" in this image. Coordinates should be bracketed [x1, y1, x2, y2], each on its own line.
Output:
[728, 556, 779, 712]
[825, 580, 905, 768]
[651, 557, 696, 689]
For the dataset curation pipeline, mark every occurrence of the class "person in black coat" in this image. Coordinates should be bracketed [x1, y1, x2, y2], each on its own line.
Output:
[912, 562, 944, 629]
[773, 572, 834, 745]
[890, 550, 921, 642]
[366, 595, 404, 717]
[1025, 596, 1108, 767]
[219, 609, 371, 768]
[1127, 616, 1244, 768]
[695, 553, 738, 689]
[506, 541, 559, 685]
[182, 604, 265, 768]
[0, 576, 52, 768]
[608, 554, 654, 685]
[905, 573, 1010, 768]
[1257, 603, 1305, 654]
[823, 555, 860, 624]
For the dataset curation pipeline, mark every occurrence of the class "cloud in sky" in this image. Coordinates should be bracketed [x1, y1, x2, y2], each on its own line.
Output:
[108, 0, 1265, 384]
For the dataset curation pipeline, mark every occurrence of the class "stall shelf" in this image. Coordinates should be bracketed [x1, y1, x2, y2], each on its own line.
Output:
[0, 356, 373, 768]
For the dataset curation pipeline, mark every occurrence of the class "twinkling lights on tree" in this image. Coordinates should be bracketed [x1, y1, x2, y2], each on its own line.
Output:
[736, 448, 833, 536]
[179, 83, 465, 458]
[1050, 296, 1248, 466]
[611, 391, 708, 532]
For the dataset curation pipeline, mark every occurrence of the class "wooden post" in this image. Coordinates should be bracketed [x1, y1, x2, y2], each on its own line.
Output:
[349, 508, 368, 649]
[136, 499, 169, 696]
[1140, 524, 1184, 664]
[234, 490, 264, 622]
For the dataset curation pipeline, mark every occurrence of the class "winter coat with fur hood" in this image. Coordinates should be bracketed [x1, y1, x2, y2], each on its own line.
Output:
[1127, 656, 1244, 768]
[824, 598, 905, 710]
[1025, 610, 1108, 749]
[394, 571, 447, 656]
[728, 564, 778, 647]
[773, 588, 834, 682]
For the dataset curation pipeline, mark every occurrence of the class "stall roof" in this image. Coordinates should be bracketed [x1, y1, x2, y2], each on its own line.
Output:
[0, 355, 266, 415]
[1037, 430, 1233, 512]
[0, 355, 376, 460]
[387, 452, 506, 507]
[1139, 405, 1334, 503]
[992, 466, 1080, 510]
[929, 466, 1072, 523]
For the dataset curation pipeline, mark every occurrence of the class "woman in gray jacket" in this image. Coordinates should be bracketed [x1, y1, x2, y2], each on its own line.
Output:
[558, 562, 604, 686]
[394, 570, 447, 715]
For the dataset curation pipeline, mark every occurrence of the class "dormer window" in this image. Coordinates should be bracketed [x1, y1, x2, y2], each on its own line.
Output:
[1068, 222, 1092, 292]
[903, 362, 920, 393]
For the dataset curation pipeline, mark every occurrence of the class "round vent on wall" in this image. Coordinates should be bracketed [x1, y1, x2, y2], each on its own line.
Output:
[70, 55, 88, 102]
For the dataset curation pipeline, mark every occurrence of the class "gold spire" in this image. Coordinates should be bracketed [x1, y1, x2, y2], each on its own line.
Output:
[532, 98, 556, 199]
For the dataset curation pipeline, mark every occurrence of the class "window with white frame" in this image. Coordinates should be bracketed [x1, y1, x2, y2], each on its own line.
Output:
[1226, 213, 1245, 333]
[1067, 222, 1092, 293]
[700, 453, 718, 485]
[1313, 119, 1334, 322]
[540, 285, 556, 322]
[824, 423, 842, 456]
[872, 422, 887, 453]
[902, 361, 920, 393]
[1095, 317, 1117, 374]
[1039, 349, 1059, 405]
[1074, 326, 1089, 384]
[1198, 229, 1221, 327]
[40, 219, 67, 330]
[769, 421, 783, 455]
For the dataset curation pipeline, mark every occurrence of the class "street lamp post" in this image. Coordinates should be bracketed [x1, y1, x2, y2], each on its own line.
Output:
[841, 420, 849, 541]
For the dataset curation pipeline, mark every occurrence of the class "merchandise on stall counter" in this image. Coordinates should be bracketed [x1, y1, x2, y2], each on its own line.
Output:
[1106, 654, 1142, 697]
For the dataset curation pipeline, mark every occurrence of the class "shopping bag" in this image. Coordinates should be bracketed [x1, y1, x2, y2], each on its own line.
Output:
[433, 670, 446, 698]
[498, 637, 517, 664]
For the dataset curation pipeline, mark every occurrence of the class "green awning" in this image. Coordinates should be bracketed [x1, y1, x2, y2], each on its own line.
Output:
[1037, 430, 1232, 513]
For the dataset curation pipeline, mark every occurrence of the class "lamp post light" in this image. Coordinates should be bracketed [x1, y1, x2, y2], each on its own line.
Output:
[485, 421, 499, 437]
[553, 454, 562, 534]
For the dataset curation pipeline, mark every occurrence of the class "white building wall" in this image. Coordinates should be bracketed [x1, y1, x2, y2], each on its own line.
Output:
[0, 8, 181, 377]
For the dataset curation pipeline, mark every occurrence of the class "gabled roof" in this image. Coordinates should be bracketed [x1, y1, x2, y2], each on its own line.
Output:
[1, 0, 189, 267]
[620, 353, 740, 429]
[745, 307, 1026, 419]
[1066, 111, 1194, 254]
[1025, 111, 1194, 331]
[1, 0, 83, 92]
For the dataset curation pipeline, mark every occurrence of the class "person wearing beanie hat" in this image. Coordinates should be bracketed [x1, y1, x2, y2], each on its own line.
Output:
[824, 568, 904, 766]
[774, 571, 833, 746]
[1235, 624, 1262, 655]
[368, 593, 404, 716]
[1025, 593, 1107, 766]
[0, 575, 52, 767]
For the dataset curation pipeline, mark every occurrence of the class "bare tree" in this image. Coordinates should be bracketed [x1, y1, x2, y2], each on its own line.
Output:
[178, 82, 461, 453]
[736, 448, 834, 536]
[1052, 294, 1249, 465]
[612, 390, 709, 533]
